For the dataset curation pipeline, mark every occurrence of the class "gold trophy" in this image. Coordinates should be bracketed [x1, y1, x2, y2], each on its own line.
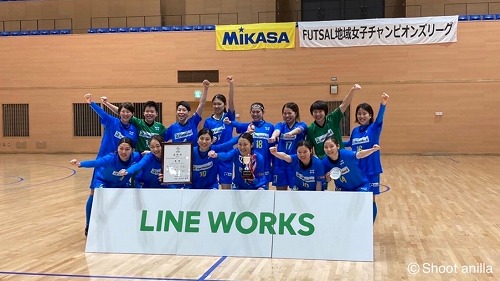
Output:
[242, 155, 254, 180]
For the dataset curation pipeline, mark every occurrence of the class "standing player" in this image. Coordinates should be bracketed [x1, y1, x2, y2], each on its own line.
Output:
[344, 93, 389, 221]
[228, 103, 274, 186]
[269, 102, 307, 190]
[307, 84, 361, 158]
[82, 93, 138, 236]
[163, 80, 209, 144]
[322, 137, 380, 222]
[102, 99, 166, 153]
[269, 140, 324, 191]
[203, 76, 236, 189]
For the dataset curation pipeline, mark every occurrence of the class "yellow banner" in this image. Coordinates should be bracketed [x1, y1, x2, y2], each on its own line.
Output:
[216, 22, 296, 51]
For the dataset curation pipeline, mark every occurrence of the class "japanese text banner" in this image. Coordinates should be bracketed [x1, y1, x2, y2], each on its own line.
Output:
[298, 16, 458, 48]
[216, 22, 296, 51]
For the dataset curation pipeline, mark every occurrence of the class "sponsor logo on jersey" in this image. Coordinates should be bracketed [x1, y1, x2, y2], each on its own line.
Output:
[296, 172, 315, 183]
[114, 131, 125, 139]
[352, 136, 370, 146]
[150, 168, 161, 176]
[314, 129, 334, 144]
[139, 131, 159, 139]
[174, 130, 193, 140]
[193, 161, 214, 171]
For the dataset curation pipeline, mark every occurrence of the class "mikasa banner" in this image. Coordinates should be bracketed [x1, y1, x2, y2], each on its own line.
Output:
[298, 16, 458, 48]
[216, 22, 296, 51]
[86, 189, 373, 261]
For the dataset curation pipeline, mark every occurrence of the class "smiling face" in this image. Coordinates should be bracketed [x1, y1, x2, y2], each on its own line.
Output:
[212, 97, 225, 116]
[356, 108, 371, 126]
[237, 137, 253, 156]
[297, 145, 312, 164]
[117, 142, 133, 161]
[250, 107, 263, 122]
[148, 138, 162, 158]
[143, 106, 158, 124]
[177, 105, 189, 123]
[282, 107, 297, 125]
[197, 133, 213, 152]
[311, 109, 326, 124]
[323, 138, 339, 160]
[119, 108, 134, 123]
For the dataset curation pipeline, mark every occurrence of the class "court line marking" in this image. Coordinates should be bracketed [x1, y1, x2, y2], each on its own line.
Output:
[0, 270, 229, 281]
[198, 256, 227, 281]
[0, 162, 76, 189]
[379, 184, 391, 193]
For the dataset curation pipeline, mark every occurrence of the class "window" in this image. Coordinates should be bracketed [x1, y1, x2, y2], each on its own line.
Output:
[2, 104, 29, 137]
[178, 70, 219, 83]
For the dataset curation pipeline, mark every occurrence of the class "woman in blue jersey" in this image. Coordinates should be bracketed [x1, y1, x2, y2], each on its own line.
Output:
[322, 137, 380, 222]
[70, 138, 141, 236]
[83, 93, 138, 237]
[191, 128, 238, 189]
[269, 140, 324, 191]
[84, 93, 138, 157]
[269, 102, 307, 190]
[208, 133, 267, 190]
[163, 80, 210, 144]
[118, 135, 164, 188]
[203, 76, 236, 190]
[344, 93, 389, 195]
[227, 103, 274, 186]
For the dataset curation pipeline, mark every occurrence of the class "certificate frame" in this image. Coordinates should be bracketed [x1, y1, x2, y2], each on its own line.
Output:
[161, 142, 193, 184]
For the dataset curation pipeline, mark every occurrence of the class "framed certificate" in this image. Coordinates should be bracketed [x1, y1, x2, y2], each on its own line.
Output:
[161, 142, 193, 184]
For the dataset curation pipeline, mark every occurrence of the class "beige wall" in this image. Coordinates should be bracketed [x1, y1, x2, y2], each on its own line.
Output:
[0, 22, 499, 155]
[406, 0, 500, 17]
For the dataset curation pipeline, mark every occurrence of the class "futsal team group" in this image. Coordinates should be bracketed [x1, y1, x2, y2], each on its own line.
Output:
[69, 76, 389, 235]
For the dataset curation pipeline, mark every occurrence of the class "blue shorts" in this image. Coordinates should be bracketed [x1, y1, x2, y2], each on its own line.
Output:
[218, 161, 233, 185]
[272, 167, 294, 187]
[366, 174, 381, 195]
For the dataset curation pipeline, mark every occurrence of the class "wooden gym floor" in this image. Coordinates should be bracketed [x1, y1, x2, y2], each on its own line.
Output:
[0, 154, 498, 281]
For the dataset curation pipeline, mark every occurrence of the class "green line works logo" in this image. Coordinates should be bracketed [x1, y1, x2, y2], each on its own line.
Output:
[140, 210, 315, 236]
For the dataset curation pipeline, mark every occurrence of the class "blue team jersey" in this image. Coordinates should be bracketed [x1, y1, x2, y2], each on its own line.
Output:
[163, 113, 202, 144]
[192, 136, 239, 189]
[90, 102, 138, 158]
[273, 121, 307, 171]
[126, 152, 163, 188]
[345, 104, 386, 176]
[80, 152, 141, 188]
[321, 149, 370, 192]
[233, 120, 275, 182]
[217, 149, 267, 190]
[203, 110, 236, 145]
[289, 154, 325, 191]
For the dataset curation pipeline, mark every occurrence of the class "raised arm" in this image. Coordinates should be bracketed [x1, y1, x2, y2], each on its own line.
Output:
[227, 76, 235, 112]
[195, 80, 210, 117]
[84, 93, 112, 121]
[339, 84, 362, 113]
[269, 147, 292, 163]
[374, 93, 389, 125]
[355, 144, 380, 159]
[100, 96, 119, 115]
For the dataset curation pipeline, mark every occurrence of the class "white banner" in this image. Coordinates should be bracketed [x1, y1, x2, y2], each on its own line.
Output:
[86, 189, 373, 261]
[298, 16, 458, 48]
